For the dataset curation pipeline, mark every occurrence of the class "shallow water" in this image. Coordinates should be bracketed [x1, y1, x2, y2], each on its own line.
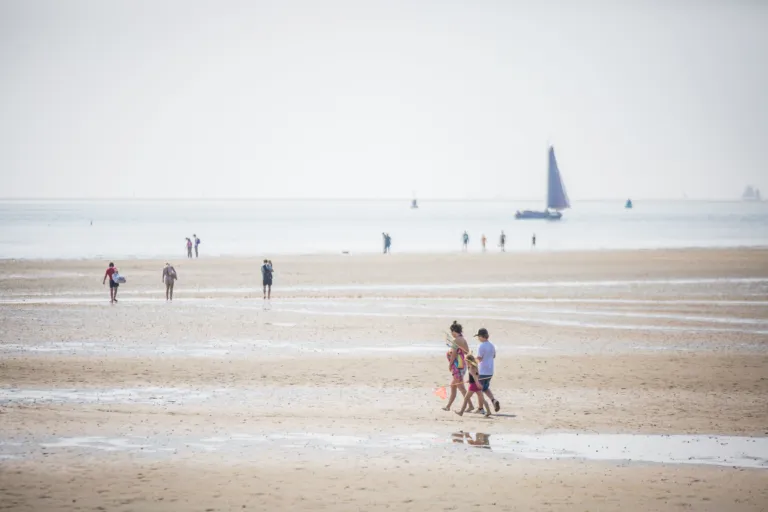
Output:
[3, 199, 768, 259]
[3, 276, 767, 296]
[2, 431, 765, 468]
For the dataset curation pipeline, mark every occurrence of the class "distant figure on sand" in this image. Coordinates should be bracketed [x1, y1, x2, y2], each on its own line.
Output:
[532, 233, 536, 248]
[162, 263, 178, 302]
[474, 327, 500, 413]
[481, 234, 487, 252]
[382, 233, 391, 254]
[194, 234, 201, 258]
[455, 355, 490, 417]
[102, 262, 119, 304]
[261, 259, 273, 299]
[462, 231, 469, 251]
[442, 321, 474, 412]
[499, 231, 506, 252]
[185, 238, 193, 258]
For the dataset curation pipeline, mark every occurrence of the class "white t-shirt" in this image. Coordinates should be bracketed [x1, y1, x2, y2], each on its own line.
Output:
[477, 340, 496, 375]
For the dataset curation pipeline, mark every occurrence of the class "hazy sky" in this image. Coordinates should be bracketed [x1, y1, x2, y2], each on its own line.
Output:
[1, 0, 766, 200]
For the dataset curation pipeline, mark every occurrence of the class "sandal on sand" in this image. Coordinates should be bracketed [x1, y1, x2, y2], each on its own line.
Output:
[442, 406, 451, 411]
[484, 410, 492, 418]
[493, 400, 500, 412]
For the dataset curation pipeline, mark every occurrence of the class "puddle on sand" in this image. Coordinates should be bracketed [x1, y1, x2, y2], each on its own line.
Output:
[3, 432, 766, 469]
[0, 386, 416, 409]
[451, 432, 768, 468]
[0, 339, 449, 358]
[0, 387, 214, 406]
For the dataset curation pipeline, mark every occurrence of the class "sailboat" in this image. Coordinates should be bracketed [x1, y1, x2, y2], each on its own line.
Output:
[411, 198, 419, 209]
[515, 146, 570, 220]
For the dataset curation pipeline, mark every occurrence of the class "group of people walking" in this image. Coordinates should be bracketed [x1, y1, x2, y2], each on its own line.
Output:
[185, 234, 201, 258]
[443, 321, 499, 417]
[383, 230, 536, 253]
[102, 257, 275, 303]
[466, 231, 533, 251]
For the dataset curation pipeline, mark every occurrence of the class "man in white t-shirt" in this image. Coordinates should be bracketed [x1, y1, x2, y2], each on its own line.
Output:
[474, 328, 500, 413]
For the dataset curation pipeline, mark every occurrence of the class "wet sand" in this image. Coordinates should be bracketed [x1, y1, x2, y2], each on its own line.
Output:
[1, 248, 767, 511]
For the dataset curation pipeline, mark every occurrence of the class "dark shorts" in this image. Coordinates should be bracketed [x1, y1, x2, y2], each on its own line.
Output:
[263, 278, 272, 287]
[109, 280, 119, 289]
[479, 374, 492, 392]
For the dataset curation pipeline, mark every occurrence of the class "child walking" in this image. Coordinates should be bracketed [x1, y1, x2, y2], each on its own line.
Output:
[455, 355, 490, 417]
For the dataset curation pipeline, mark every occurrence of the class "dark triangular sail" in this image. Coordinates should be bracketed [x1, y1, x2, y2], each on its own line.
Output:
[547, 146, 570, 210]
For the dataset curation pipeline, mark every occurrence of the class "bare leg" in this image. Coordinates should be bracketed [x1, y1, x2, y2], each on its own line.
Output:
[267, 284, 271, 300]
[113, 286, 118, 302]
[443, 379, 461, 410]
[483, 388, 499, 411]
[477, 391, 491, 418]
[263, 284, 266, 300]
[458, 383, 474, 411]
[454, 392, 473, 416]
[474, 391, 488, 414]
[445, 381, 473, 411]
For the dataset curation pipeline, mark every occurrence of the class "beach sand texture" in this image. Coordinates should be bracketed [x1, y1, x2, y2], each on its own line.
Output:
[1, 248, 767, 511]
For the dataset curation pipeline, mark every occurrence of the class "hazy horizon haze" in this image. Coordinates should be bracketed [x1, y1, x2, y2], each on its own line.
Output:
[1, 0, 766, 200]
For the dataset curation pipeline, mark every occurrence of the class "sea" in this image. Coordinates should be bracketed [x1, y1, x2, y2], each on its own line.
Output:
[0, 199, 766, 260]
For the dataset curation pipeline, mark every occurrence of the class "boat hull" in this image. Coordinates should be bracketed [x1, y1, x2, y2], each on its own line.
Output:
[515, 210, 562, 220]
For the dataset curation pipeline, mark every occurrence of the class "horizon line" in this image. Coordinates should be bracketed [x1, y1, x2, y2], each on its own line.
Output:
[0, 196, 752, 202]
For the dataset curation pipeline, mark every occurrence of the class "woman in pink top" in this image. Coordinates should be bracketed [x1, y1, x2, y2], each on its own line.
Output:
[442, 321, 474, 412]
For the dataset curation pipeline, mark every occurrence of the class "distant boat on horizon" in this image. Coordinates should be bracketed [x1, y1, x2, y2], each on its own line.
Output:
[742, 185, 762, 201]
[625, 199, 633, 209]
[515, 146, 570, 220]
[411, 198, 419, 209]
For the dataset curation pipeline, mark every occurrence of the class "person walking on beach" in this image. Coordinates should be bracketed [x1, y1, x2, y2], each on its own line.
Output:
[102, 262, 119, 304]
[185, 238, 193, 259]
[455, 355, 490, 417]
[194, 234, 201, 258]
[382, 233, 391, 254]
[261, 259, 273, 300]
[474, 327, 500, 412]
[532, 233, 536, 248]
[481, 234, 487, 252]
[442, 321, 474, 412]
[162, 263, 178, 302]
[499, 231, 506, 252]
[462, 231, 469, 251]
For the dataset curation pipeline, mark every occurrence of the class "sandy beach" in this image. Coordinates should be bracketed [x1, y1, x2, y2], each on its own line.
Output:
[1, 248, 767, 511]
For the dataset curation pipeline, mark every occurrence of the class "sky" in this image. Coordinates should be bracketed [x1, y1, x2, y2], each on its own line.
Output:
[1, 0, 766, 200]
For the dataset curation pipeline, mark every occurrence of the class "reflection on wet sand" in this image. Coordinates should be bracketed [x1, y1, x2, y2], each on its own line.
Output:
[451, 432, 491, 449]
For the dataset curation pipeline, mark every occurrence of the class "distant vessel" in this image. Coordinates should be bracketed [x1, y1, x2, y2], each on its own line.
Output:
[742, 186, 762, 201]
[625, 199, 633, 209]
[411, 199, 419, 209]
[515, 146, 570, 220]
